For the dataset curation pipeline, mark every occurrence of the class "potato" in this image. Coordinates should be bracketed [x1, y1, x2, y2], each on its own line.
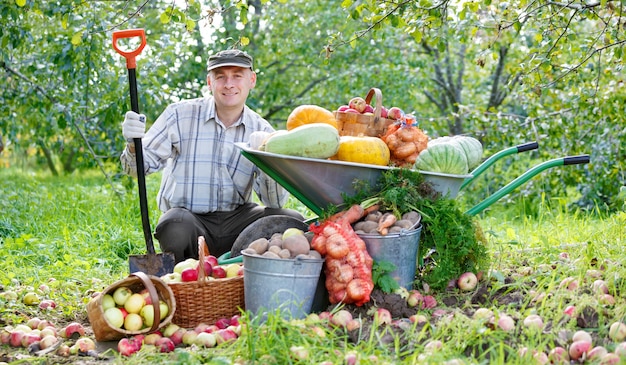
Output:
[278, 249, 291, 259]
[308, 250, 322, 259]
[402, 211, 421, 223]
[282, 234, 310, 258]
[365, 211, 382, 222]
[242, 247, 258, 256]
[268, 245, 282, 254]
[355, 221, 378, 234]
[262, 251, 281, 259]
[248, 238, 270, 254]
[394, 219, 414, 229]
[388, 226, 403, 234]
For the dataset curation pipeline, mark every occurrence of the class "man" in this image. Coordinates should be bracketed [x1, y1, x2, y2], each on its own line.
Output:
[120, 49, 303, 263]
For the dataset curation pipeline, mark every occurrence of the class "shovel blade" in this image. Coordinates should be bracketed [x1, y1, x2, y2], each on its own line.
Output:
[129, 252, 176, 277]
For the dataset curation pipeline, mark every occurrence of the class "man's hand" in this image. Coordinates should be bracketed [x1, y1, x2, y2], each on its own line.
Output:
[122, 111, 146, 142]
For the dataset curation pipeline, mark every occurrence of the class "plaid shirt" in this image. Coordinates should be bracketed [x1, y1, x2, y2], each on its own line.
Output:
[121, 96, 288, 213]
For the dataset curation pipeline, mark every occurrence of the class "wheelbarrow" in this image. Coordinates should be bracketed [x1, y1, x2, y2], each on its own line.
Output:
[217, 141, 589, 264]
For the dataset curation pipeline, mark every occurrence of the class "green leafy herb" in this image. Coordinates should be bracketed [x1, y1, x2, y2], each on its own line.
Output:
[372, 260, 400, 293]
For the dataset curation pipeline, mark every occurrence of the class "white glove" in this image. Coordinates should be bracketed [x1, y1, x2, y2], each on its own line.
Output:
[122, 111, 146, 142]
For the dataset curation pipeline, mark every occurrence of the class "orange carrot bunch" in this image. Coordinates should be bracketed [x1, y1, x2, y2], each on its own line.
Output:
[381, 121, 428, 167]
[309, 205, 374, 306]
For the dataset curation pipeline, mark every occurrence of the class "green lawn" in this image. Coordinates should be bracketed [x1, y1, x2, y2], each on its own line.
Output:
[1, 168, 625, 364]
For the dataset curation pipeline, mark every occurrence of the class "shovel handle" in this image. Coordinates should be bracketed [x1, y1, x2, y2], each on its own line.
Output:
[461, 141, 539, 190]
[466, 154, 590, 216]
[113, 29, 156, 256]
[112, 29, 147, 70]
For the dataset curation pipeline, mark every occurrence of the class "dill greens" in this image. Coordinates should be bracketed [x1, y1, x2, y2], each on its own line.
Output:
[341, 168, 490, 291]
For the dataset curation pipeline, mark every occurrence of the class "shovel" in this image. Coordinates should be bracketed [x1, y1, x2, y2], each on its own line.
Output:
[113, 29, 175, 277]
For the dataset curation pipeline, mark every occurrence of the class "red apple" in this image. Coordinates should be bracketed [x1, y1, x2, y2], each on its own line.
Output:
[572, 330, 592, 344]
[569, 340, 592, 361]
[117, 337, 141, 357]
[377, 106, 388, 118]
[362, 104, 374, 114]
[563, 305, 576, 317]
[169, 328, 186, 346]
[9, 330, 25, 347]
[344, 108, 360, 114]
[407, 290, 423, 308]
[61, 322, 85, 339]
[587, 346, 608, 361]
[181, 267, 199, 282]
[206, 255, 219, 267]
[457, 272, 478, 291]
[374, 308, 392, 326]
[215, 318, 231, 329]
[39, 334, 58, 350]
[497, 314, 515, 331]
[422, 295, 437, 309]
[21, 332, 41, 348]
[547, 346, 569, 363]
[76, 337, 96, 353]
[155, 337, 175, 353]
[346, 318, 361, 331]
[212, 266, 227, 279]
[198, 259, 213, 277]
[600, 353, 621, 364]
[387, 107, 404, 120]
[330, 309, 352, 327]
[139, 288, 153, 305]
[215, 328, 237, 344]
[409, 314, 428, 324]
[337, 105, 350, 112]
[39, 299, 57, 310]
[348, 97, 367, 113]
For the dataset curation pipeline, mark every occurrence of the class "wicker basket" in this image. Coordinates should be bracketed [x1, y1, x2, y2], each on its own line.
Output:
[334, 88, 396, 137]
[86, 271, 176, 342]
[168, 237, 245, 328]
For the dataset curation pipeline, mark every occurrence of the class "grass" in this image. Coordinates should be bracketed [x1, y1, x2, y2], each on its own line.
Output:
[0, 167, 625, 364]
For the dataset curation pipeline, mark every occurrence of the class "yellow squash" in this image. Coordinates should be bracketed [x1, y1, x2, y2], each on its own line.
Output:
[333, 136, 390, 166]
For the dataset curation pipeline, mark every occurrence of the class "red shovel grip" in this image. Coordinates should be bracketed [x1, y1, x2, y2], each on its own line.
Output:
[112, 29, 147, 69]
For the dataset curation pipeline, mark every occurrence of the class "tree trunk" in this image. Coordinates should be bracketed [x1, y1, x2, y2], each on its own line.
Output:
[37, 139, 58, 176]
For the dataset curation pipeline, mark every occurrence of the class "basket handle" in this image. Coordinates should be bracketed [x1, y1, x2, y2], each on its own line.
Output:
[197, 236, 209, 281]
[364, 88, 384, 121]
[128, 271, 161, 333]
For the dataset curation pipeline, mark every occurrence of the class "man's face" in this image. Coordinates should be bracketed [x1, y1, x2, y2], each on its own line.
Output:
[207, 66, 256, 109]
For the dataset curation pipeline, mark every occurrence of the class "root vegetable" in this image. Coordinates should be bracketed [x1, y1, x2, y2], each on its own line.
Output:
[377, 212, 397, 235]
[282, 234, 310, 257]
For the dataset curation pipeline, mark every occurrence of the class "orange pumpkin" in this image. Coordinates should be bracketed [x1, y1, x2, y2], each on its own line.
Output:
[286, 105, 338, 131]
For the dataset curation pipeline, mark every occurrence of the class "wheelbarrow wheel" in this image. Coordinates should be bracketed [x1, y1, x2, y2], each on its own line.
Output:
[230, 215, 309, 258]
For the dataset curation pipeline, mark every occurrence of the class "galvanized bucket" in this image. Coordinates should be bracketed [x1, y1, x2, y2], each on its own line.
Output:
[242, 252, 324, 319]
[359, 224, 422, 290]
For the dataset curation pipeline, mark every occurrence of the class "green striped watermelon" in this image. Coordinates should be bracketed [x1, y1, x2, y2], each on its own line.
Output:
[428, 135, 483, 170]
[414, 143, 469, 175]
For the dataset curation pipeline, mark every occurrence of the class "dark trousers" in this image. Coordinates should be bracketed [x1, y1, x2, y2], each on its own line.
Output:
[154, 203, 304, 263]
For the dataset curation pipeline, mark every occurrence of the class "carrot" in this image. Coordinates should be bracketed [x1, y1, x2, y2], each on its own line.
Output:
[377, 212, 397, 235]
[330, 204, 365, 224]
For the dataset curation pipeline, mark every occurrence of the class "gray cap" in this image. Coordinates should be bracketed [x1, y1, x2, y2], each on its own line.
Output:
[207, 49, 253, 71]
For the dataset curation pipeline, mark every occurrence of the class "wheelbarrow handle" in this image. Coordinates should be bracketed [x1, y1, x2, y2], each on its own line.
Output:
[465, 154, 590, 216]
[461, 141, 539, 190]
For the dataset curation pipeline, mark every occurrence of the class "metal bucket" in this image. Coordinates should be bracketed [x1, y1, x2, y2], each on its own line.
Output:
[242, 252, 324, 320]
[358, 224, 422, 290]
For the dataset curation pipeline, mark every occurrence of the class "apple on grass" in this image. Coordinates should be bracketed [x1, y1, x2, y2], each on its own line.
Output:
[155, 337, 175, 353]
[143, 333, 162, 345]
[609, 321, 626, 342]
[195, 332, 217, 347]
[457, 272, 478, 291]
[374, 308, 392, 326]
[118, 337, 141, 357]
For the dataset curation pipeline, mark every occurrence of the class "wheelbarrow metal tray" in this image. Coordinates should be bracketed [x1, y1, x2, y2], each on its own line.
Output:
[235, 143, 471, 214]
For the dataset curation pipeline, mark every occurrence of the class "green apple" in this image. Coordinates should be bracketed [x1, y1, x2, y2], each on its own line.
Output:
[101, 294, 116, 311]
[159, 300, 169, 320]
[140, 304, 155, 327]
[174, 258, 198, 274]
[104, 307, 124, 328]
[124, 313, 143, 331]
[282, 228, 304, 240]
[124, 293, 145, 314]
[112, 286, 132, 306]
